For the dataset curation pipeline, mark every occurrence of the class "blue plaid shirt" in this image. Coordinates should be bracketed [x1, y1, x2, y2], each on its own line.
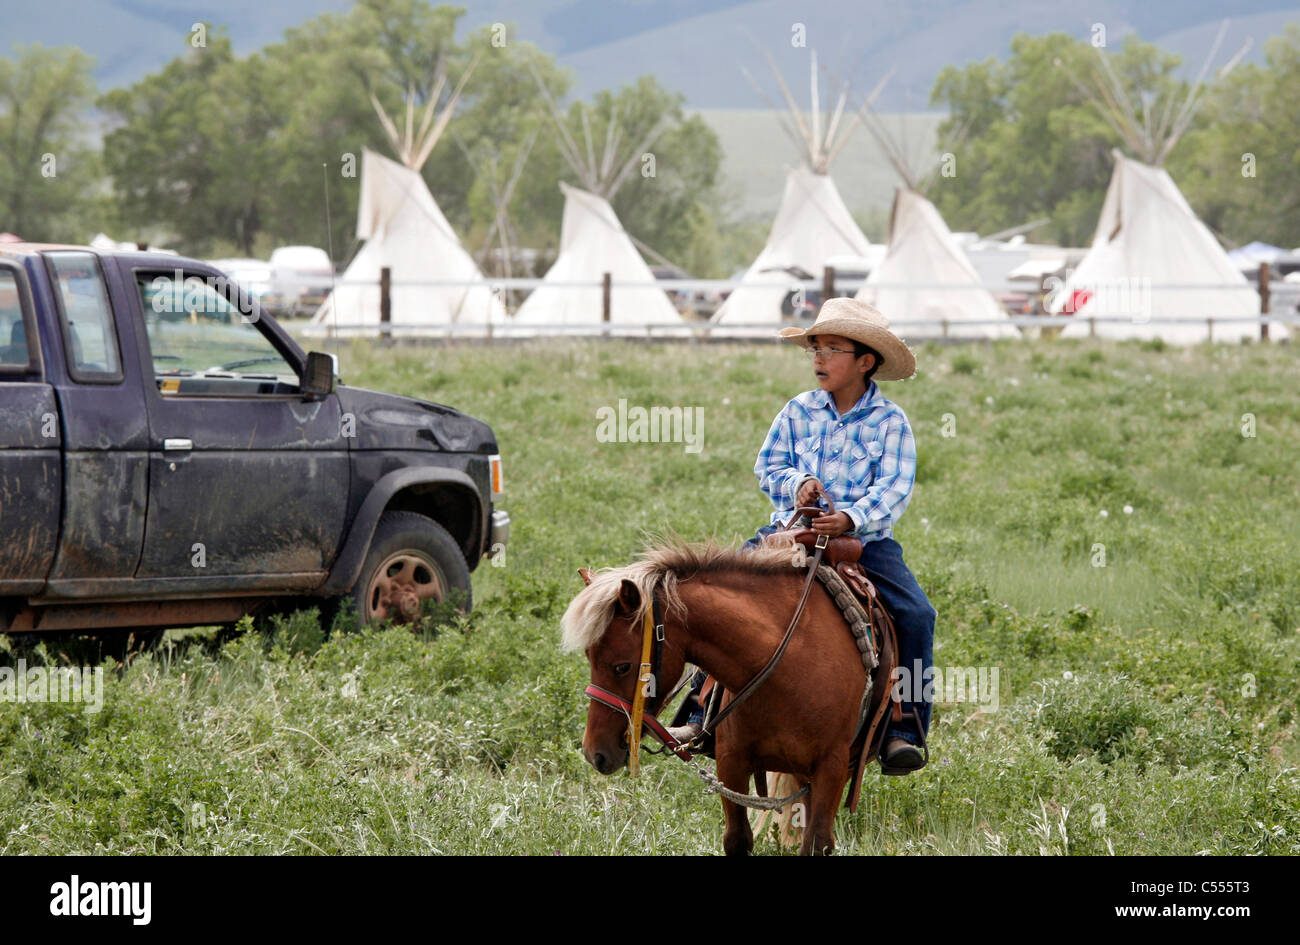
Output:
[754, 382, 918, 542]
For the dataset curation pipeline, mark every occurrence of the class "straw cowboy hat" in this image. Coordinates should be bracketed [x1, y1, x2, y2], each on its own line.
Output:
[778, 297, 916, 381]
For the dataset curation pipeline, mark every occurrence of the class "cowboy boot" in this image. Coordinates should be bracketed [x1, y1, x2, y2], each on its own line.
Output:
[665, 720, 702, 744]
[881, 736, 926, 775]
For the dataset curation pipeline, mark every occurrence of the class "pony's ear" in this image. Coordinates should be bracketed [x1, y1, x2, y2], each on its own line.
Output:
[578, 567, 594, 586]
[615, 578, 640, 616]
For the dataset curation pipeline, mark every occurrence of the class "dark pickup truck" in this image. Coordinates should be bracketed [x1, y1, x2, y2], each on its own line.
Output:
[0, 244, 509, 632]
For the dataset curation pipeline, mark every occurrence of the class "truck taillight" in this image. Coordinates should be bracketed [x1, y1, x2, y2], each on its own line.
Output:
[489, 454, 504, 498]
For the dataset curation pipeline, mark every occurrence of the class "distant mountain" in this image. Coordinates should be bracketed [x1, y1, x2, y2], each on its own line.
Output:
[6, 0, 1297, 106]
[12, 0, 1292, 229]
[560, 0, 1300, 109]
[7, 0, 353, 89]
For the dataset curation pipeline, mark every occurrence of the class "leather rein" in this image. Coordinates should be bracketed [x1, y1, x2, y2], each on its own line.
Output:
[583, 504, 836, 774]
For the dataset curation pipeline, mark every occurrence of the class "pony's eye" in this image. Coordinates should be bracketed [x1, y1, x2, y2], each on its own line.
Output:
[613, 662, 632, 677]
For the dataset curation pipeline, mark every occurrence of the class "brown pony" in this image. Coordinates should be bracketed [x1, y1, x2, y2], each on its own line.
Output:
[561, 537, 867, 856]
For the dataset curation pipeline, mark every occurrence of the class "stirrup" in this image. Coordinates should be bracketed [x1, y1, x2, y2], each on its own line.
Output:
[879, 710, 929, 776]
[687, 727, 716, 759]
[665, 721, 702, 745]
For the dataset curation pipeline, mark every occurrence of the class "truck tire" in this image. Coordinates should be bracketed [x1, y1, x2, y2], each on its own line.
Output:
[350, 511, 471, 627]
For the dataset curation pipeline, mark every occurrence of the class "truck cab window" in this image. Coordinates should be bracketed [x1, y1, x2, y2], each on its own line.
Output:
[46, 252, 121, 381]
[137, 272, 296, 394]
[0, 270, 36, 372]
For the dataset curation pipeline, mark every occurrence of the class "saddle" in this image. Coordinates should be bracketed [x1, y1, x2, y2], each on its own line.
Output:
[668, 512, 927, 808]
[763, 516, 930, 806]
[784, 528, 864, 567]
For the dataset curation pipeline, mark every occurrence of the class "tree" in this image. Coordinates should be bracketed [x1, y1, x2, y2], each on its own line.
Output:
[96, 4, 574, 262]
[248, 10, 395, 258]
[93, 0, 723, 275]
[928, 33, 1193, 246]
[0, 45, 102, 242]
[537, 75, 723, 276]
[423, 19, 573, 266]
[99, 31, 281, 255]
[1175, 25, 1300, 250]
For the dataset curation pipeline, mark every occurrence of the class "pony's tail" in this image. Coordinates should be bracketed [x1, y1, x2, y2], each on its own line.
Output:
[752, 772, 806, 850]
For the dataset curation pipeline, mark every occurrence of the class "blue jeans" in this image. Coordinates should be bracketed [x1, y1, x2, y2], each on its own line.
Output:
[743, 525, 936, 746]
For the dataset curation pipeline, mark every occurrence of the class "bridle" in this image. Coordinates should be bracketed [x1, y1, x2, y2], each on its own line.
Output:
[582, 504, 834, 776]
[582, 589, 694, 770]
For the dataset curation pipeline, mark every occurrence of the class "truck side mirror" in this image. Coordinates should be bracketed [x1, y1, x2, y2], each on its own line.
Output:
[301, 350, 336, 397]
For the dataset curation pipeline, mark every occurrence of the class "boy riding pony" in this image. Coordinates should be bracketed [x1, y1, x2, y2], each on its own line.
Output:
[670, 298, 935, 774]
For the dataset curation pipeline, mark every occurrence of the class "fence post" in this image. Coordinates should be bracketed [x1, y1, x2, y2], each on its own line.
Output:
[941, 318, 949, 338]
[1207, 318, 1213, 343]
[822, 265, 835, 311]
[1259, 261, 1271, 342]
[380, 266, 391, 325]
[602, 272, 612, 324]
[1088, 317, 1095, 338]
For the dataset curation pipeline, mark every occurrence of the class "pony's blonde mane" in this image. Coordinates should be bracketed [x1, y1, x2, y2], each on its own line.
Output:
[560, 535, 801, 653]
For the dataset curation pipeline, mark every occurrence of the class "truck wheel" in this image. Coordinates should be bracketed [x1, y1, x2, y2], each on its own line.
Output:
[351, 511, 471, 627]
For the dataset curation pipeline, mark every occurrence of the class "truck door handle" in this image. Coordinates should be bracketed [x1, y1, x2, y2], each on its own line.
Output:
[163, 438, 193, 451]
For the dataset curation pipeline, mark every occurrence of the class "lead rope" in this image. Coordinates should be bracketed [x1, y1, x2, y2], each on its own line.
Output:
[631, 705, 810, 808]
[688, 756, 810, 810]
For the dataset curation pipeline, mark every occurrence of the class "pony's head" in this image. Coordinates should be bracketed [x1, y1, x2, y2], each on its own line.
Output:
[560, 560, 687, 774]
[560, 537, 799, 774]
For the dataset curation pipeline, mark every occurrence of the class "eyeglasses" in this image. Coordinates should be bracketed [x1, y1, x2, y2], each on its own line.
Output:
[805, 346, 855, 360]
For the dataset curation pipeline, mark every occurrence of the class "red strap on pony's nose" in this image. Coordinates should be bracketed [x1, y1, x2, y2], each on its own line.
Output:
[585, 684, 631, 714]
[584, 684, 693, 760]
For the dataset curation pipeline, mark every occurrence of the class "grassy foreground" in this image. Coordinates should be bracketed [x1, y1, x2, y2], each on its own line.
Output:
[2, 336, 1298, 855]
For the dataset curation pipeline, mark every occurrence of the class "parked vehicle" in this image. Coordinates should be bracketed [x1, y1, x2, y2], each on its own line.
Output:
[651, 264, 722, 320]
[209, 257, 275, 307]
[266, 246, 335, 318]
[0, 244, 509, 633]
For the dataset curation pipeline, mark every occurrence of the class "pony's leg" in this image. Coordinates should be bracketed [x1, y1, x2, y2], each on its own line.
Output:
[751, 773, 806, 850]
[748, 766, 771, 842]
[799, 755, 849, 856]
[718, 752, 754, 856]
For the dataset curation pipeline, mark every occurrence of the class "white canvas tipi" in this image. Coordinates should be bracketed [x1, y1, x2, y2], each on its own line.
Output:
[314, 63, 506, 331]
[515, 183, 682, 326]
[313, 148, 505, 329]
[1050, 32, 1277, 342]
[715, 167, 874, 327]
[514, 81, 683, 330]
[854, 109, 1017, 339]
[1052, 151, 1265, 342]
[859, 187, 1018, 339]
[712, 53, 879, 329]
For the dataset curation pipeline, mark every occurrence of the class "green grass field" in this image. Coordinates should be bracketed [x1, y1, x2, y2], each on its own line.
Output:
[2, 337, 1298, 855]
